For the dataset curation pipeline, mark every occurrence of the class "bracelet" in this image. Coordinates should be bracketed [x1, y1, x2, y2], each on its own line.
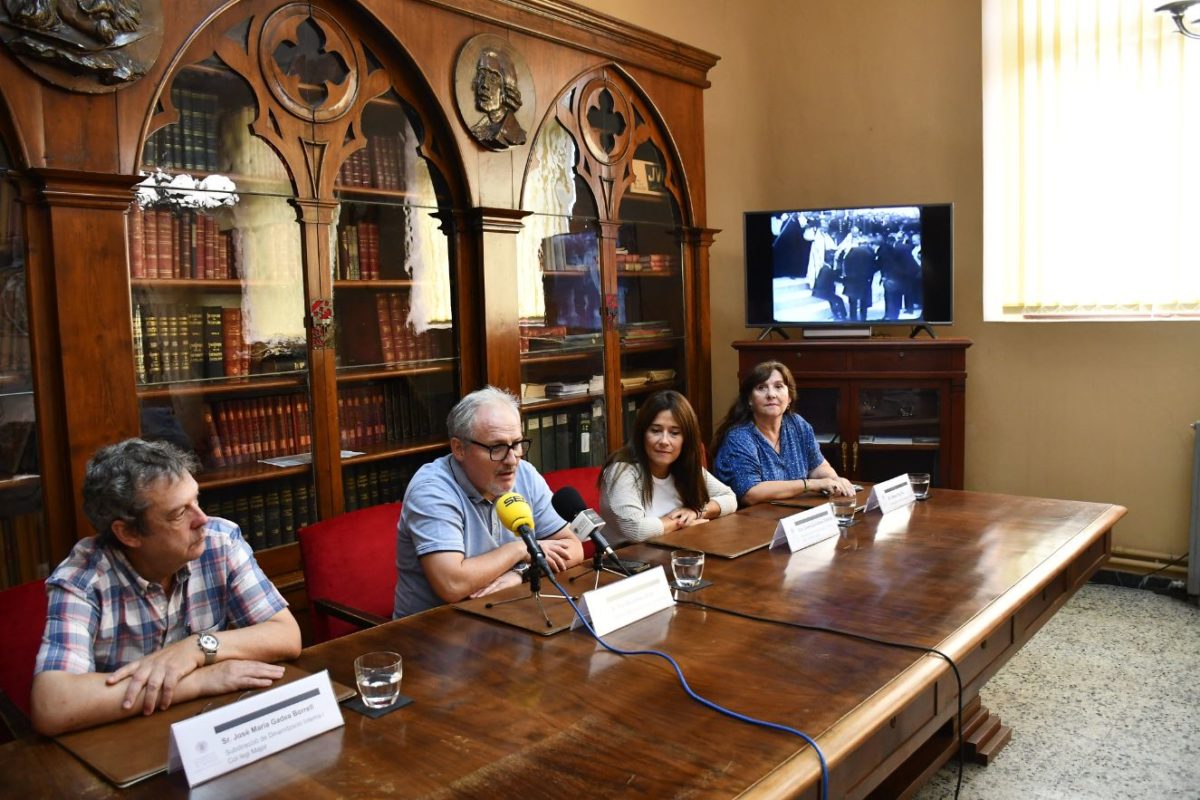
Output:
[802, 478, 809, 493]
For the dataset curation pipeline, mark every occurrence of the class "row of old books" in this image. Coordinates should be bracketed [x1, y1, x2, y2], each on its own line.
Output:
[133, 304, 253, 384]
[338, 382, 453, 450]
[522, 403, 606, 474]
[0, 272, 30, 373]
[517, 323, 568, 354]
[129, 207, 235, 280]
[619, 320, 674, 343]
[337, 221, 382, 279]
[374, 293, 444, 363]
[143, 84, 221, 174]
[0, 511, 44, 590]
[204, 475, 315, 553]
[202, 393, 312, 468]
[343, 460, 422, 512]
[615, 251, 678, 273]
[337, 134, 407, 190]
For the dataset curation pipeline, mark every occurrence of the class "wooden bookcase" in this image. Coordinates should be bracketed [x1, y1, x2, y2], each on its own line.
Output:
[733, 338, 971, 489]
[0, 0, 718, 609]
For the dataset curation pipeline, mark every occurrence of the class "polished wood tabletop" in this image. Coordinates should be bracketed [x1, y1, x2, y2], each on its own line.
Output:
[1, 489, 1124, 799]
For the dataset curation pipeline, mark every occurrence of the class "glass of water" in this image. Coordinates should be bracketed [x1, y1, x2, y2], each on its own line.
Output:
[832, 496, 856, 527]
[354, 651, 403, 709]
[908, 472, 931, 501]
[671, 549, 705, 589]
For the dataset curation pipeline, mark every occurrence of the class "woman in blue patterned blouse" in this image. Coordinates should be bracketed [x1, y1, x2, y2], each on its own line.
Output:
[712, 360, 856, 505]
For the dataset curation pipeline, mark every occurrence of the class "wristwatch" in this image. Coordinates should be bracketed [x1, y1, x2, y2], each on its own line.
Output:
[511, 562, 531, 583]
[197, 632, 219, 666]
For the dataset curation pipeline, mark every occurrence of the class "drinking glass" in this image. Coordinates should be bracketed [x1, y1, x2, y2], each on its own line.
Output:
[908, 472, 931, 500]
[832, 496, 857, 527]
[354, 651, 403, 709]
[671, 550, 705, 589]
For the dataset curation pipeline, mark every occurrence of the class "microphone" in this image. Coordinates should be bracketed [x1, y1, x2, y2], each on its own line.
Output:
[550, 486, 632, 577]
[496, 491, 549, 572]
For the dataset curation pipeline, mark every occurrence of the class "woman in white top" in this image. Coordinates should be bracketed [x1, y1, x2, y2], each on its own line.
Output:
[599, 390, 737, 544]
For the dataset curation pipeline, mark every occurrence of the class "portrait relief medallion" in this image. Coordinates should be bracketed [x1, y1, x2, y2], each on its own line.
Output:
[0, 0, 165, 93]
[454, 34, 534, 151]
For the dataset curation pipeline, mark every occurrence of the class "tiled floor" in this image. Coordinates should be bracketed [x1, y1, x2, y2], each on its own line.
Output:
[913, 583, 1200, 800]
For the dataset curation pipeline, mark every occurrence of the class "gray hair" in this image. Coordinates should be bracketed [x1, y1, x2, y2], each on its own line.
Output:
[446, 386, 521, 441]
[83, 438, 198, 547]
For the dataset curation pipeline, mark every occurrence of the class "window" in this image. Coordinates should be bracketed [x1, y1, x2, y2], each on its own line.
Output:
[983, 0, 1200, 320]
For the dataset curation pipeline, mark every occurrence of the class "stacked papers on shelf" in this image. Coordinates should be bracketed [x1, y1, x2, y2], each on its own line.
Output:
[545, 381, 590, 397]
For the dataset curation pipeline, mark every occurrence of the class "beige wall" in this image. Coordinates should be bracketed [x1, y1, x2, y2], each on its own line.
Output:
[580, 0, 1199, 559]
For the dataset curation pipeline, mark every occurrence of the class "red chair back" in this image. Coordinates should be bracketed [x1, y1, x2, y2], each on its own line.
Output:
[542, 466, 602, 558]
[0, 578, 47, 721]
[298, 503, 401, 644]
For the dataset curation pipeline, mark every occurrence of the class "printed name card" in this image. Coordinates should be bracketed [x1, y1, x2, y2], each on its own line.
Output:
[769, 504, 840, 553]
[571, 565, 675, 637]
[168, 670, 344, 787]
[864, 474, 916, 515]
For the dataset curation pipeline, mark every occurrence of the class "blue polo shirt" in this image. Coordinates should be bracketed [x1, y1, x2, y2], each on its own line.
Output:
[392, 455, 568, 618]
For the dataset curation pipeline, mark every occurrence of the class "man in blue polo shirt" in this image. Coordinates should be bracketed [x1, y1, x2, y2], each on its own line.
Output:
[393, 386, 584, 618]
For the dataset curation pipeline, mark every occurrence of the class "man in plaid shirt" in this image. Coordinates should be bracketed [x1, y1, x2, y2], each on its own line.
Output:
[31, 439, 302, 736]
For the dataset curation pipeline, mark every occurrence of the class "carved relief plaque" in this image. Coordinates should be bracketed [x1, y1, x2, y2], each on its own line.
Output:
[0, 0, 164, 93]
[454, 33, 534, 151]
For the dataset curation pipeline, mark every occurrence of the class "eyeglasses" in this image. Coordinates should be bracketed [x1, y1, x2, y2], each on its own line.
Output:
[469, 438, 532, 461]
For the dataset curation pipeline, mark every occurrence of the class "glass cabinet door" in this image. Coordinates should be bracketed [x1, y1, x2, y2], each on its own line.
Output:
[854, 385, 943, 485]
[332, 91, 458, 510]
[131, 58, 315, 551]
[0, 141, 46, 587]
[613, 144, 686, 436]
[790, 386, 847, 474]
[516, 121, 607, 473]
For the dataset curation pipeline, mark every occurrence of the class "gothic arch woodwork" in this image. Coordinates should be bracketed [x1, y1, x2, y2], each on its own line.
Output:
[527, 64, 693, 226]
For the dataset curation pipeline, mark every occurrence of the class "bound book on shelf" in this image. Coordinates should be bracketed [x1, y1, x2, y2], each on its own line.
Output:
[545, 381, 589, 397]
[522, 383, 547, 400]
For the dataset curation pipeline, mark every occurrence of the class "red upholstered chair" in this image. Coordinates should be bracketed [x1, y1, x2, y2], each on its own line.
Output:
[542, 466, 602, 558]
[297, 502, 401, 644]
[0, 577, 47, 741]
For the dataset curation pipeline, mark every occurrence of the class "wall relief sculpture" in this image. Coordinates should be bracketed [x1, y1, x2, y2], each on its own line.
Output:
[0, 0, 163, 92]
[454, 33, 534, 151]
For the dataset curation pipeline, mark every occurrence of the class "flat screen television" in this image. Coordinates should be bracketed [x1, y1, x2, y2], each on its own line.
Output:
[744, 203, 952, 330]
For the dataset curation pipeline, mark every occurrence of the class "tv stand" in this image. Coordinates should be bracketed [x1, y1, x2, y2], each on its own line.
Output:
[756, 326, 791, 341]
[909, 323, 936, 339]
[732, 337, 972, 488]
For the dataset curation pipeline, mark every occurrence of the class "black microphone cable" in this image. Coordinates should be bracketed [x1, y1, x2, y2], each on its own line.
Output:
[542, 571, 831, 800]
[674, 598, 965, 800]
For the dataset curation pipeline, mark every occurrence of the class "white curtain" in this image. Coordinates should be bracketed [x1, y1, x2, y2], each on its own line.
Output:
[402, 120, 452, 331]
[983, 0, 1200, 319]
[516, 120, 579, 320]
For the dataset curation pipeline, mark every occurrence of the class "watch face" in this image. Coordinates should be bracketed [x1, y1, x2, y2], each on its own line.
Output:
[199, 633, 219, 652]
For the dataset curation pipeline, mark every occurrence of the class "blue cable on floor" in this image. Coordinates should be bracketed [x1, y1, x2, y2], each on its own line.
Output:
[545, 572, 830, 800]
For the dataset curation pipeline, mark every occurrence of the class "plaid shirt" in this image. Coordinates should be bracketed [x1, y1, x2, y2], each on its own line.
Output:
[35, 517, 287, 675]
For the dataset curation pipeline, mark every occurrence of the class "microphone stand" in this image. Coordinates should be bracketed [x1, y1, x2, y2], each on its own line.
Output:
[485, 534, 574, 628]
[569, 537, 635, 591]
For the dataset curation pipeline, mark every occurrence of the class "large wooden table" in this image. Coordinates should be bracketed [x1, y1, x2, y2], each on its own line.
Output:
[1, 489, 1123, 798]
